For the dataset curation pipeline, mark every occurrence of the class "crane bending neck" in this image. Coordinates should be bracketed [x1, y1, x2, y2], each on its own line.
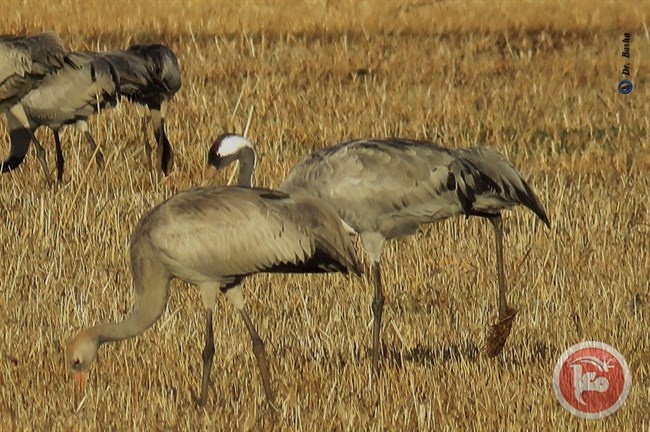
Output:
[89, 265, 171, 346]
[236, 146, 256, 187]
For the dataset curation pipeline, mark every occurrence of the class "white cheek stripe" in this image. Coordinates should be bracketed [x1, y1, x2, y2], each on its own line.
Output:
[218, 135, 253, 157]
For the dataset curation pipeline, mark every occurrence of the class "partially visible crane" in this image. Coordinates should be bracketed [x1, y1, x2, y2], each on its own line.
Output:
[1, 40, 181, 183]
[0, 32, 70, 183]
[208, 133, 551, 374]
[67, 186, 362, 407]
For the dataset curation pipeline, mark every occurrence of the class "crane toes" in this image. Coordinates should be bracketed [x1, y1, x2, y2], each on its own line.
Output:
[191, 389, 207, 408]
[485, 306, 518, 357]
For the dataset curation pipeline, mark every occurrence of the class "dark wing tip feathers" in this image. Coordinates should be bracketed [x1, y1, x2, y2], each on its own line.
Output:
[313, 232, 363, 277]
[518, 180, 551, 228]
[258, 190, 290, 200]
[455, 147, 550, 228]
[105, 60, 122, 99]
[449, 159, 484, 218]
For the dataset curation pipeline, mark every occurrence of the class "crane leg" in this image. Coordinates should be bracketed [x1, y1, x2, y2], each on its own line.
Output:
[53, 131, 65, 183]
[28, 130, 53, 185]
[141, 116, 153, 172]
[154, 117, 173, 175]
[239, 308, 274, 405]
[485, 214, 517, 357]
[198, 308, 215, 407]
[83, 131, 104, 170]
[491, 215, 508, 317]
[371, 260, 384, 374]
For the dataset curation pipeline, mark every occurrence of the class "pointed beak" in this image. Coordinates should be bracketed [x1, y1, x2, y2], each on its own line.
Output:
[73, 371, 88, 391]
[208, 151, 221, 168]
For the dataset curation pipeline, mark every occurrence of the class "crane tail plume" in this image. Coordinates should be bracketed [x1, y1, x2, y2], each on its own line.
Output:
[1, 126, 32, 174]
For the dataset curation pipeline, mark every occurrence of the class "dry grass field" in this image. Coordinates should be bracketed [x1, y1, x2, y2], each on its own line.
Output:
[1, 0, 649, 430]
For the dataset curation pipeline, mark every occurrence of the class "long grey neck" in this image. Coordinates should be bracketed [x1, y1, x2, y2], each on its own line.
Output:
[237, 146, 257, 187]
[91, 268, 171, 346]
[92, 315, 152, 345]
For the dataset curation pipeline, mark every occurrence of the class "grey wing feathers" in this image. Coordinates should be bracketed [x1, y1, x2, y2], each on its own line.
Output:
[0, 32, 68, 109]
[19, 32, 68, 74]
[281, 138, 490, 235]
[456, 146, 550, 226]
[20, 52, 119, 127]
[0, 32, 67, 75]
[134, 187, 359, 284]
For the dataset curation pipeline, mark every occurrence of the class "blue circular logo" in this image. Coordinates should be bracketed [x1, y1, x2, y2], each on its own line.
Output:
[618, 79, 633, 94]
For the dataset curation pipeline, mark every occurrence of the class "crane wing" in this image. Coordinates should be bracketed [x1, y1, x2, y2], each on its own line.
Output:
[136, 187, 356, 286]
[281, 138, 485, 238]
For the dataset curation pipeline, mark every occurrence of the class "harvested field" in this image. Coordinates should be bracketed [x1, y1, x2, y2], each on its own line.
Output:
[0, 0, 648, 430]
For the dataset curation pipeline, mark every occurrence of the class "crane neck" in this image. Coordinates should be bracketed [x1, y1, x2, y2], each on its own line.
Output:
[90, 315, 153, 345]
[87, 256, 171, 347]
[236, 146, 257, 188]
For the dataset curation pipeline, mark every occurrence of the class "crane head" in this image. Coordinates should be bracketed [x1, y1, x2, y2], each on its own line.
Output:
[208, 133, 253, 170]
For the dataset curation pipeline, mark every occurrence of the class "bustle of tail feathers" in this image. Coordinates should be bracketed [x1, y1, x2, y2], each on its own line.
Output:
[455, 147, 551, 227]
[126, 44, 181, 97]
[312, 228, 363, 276]
[448, 156, 496, 218]
[294, 197, 363, 276]
[0, 155, 26, 173]
[102, 59, 122, 100]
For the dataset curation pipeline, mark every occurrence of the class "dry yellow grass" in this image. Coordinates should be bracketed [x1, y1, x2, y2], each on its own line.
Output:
[1, 0, 649, 430]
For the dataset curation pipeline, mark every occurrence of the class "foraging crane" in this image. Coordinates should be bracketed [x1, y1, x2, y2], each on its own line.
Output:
[208, 133, 550, 373]
[66, 186, 361, 407]
[1, 43, 180, 183]
[0, 32, 69, 183]
[2, 51, 119, 183]
[86, 44, 182, 175]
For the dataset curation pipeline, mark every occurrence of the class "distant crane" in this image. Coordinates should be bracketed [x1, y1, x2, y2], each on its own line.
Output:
[208, 133, 550, 373]
[1, 43, 181, 183]
[90, 44, 181, 175]
[66, 186, 361, 407]
[0, 32, 70, 183]
[12, 51, 119, 183]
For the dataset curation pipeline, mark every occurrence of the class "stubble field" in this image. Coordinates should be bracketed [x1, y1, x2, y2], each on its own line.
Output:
[0, 0, 648, 430]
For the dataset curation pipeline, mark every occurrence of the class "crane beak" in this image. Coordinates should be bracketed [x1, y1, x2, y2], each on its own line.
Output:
[207, 152, 222, 169]
[72, 371, 88, 391]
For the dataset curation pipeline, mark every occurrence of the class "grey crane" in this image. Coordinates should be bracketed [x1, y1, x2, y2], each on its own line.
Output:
[12, 51, 120, 183]
[208, 133, 550, 373]
[66, 186, 361, 407]
[1, 43, 181, 183]
[0, 32, 70, 183]
[70, 44, 181, 178]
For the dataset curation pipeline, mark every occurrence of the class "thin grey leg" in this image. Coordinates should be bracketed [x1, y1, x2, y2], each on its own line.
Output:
[83, 131, 105, 170]
[199, 308, 215, 407]
[371, 260, 384, 374]
[240, 308, 274, 405]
